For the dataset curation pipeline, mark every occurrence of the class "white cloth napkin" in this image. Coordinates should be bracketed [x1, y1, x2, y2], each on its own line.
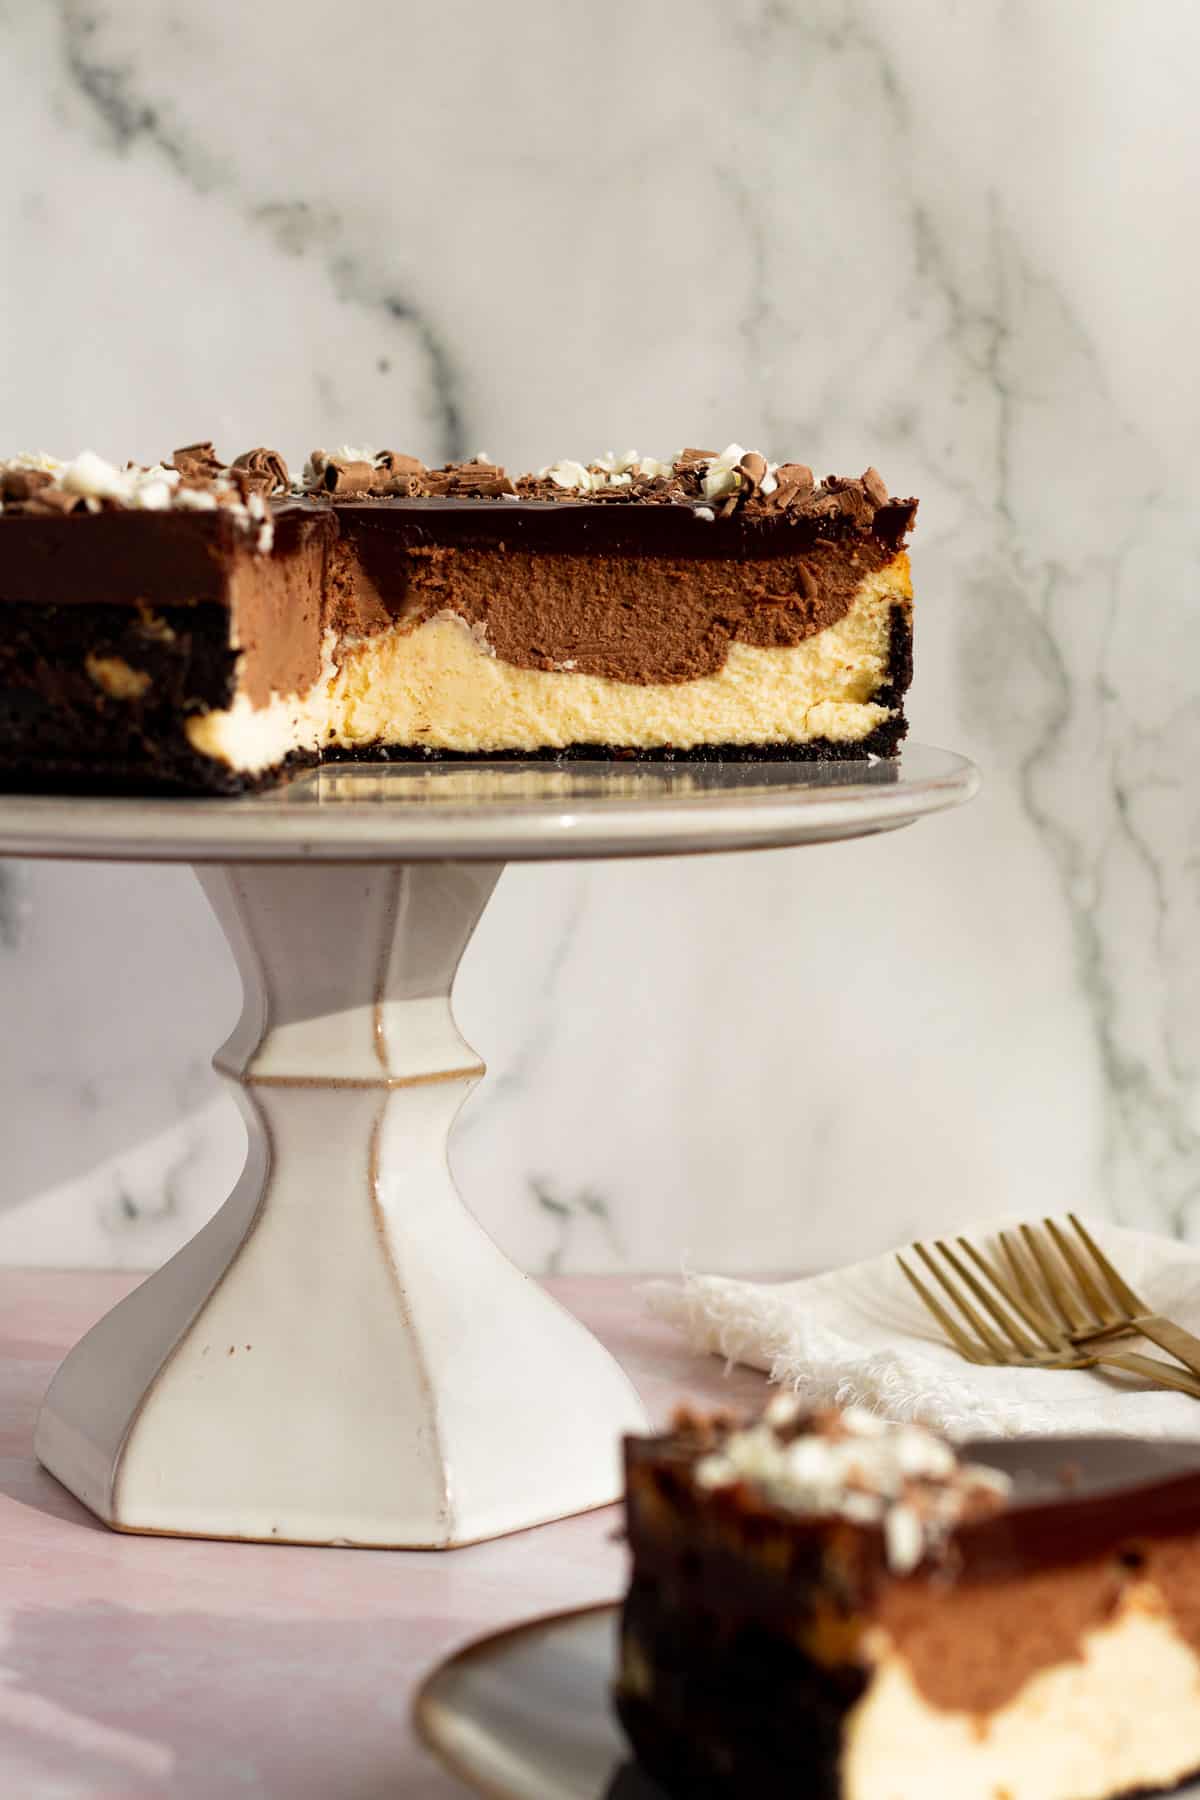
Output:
[645, 1218, 1200, 1439]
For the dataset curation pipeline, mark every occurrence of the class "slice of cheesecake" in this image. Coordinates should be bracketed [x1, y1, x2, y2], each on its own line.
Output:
[0, 444, 917, 793]
[617, 1401, 1200, 1800]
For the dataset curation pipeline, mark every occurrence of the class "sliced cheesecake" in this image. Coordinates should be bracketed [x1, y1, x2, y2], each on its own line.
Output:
[0, 444, 917, 793]
[617, 1401, 1200, 1800]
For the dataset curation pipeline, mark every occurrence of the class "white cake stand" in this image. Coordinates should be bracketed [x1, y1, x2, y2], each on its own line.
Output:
[0, 746, 977, 1549]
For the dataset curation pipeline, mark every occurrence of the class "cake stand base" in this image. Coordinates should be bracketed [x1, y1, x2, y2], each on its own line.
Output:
[34, 858, 648, 1547]
[17, 750, 979, 1548]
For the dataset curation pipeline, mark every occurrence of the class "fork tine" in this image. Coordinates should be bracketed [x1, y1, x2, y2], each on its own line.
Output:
[912, 1241, 1010, 1361]
[998, 1230, 1062, 1347]
[935, 1239, 1038, 1356]
[896, 1255, 986, 1363]
[1020, 1222, 1089, 1336]
[1044, 1219, 1115, 1327]
[958, 1236, 1061, 1352]
[1067, 1213, 1147, 1317]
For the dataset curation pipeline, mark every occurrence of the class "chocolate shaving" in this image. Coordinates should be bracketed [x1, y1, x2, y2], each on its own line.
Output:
[861, 465, 889, 509]
[512, 475, 558, 501]
[833, 482, 875, 526]
[775, 463, 815, 498]
[375, 451, 425, 475]
[373, 450, 428, 496]
[761, 463, 815, 513]
[321, 458, 378, 497]
[231, 447, 290, 495]
[736, 451, 769, 495]
[32, 487, 87, 515]
[669, 1404, 740, 1446]
[171, 441, 225, 481]
[423, 461, 517, 499]
[809, 491, 847, 520]
[1, 473, 86, 515]
[2, 468, 55, 502]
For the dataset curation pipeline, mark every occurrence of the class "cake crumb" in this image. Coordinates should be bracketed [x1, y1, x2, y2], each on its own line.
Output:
[85, 654, 151, 701]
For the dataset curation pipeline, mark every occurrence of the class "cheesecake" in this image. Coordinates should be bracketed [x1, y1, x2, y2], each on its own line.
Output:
[617, 1401, 1200, 1800]
[0, 444, 917, 793]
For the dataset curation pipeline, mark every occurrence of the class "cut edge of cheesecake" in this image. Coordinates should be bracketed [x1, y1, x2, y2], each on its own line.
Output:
[186, 554, 912, 775]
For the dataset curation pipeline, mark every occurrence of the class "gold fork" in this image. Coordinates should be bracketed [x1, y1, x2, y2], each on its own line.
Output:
[897, 1235, 1200, 1399]
[1016, 1214, 1200, 1381]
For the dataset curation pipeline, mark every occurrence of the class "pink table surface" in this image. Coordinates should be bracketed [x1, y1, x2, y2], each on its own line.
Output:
[0, 1268, 769, 1798]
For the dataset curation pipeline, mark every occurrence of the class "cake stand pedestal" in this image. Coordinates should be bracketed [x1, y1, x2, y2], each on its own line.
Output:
[0, 748, 977, 1548]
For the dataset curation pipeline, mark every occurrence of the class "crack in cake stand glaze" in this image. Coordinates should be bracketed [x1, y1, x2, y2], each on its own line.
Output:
[0, 747, 977, 1548]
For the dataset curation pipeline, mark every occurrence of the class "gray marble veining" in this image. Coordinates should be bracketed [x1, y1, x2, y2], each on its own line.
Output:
[1, 0, 1198, 1270]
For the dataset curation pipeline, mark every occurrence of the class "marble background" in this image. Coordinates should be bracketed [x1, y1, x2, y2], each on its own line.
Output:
[1, 0, 1198, 1274]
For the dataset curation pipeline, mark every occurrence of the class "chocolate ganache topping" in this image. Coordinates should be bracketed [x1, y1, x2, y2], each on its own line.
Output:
[295, 442, 915, 534]
[230, 447, 291, 496]
[0, 440, 916, 538]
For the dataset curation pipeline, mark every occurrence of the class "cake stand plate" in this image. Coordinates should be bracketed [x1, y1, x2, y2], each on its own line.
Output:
[1, 746, 977, 1548]
[415, 1604, 630, 1799]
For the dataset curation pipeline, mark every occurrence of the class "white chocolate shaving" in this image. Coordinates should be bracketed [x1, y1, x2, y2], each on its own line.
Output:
[701, 442, 749, 502]
[59, 451, 182, 509]
[694, 1407, 1010, 1573]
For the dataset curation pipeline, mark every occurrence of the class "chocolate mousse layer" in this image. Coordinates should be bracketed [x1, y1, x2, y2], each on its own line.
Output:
[328, 497, 910, 685]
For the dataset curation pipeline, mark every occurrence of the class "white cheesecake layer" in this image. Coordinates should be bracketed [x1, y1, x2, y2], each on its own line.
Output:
[844, 1586, 1200, 1800]
[187, 563, 909, 773]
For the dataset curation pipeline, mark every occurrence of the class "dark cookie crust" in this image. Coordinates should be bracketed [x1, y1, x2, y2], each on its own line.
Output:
[617, 1573, 866, 1800]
